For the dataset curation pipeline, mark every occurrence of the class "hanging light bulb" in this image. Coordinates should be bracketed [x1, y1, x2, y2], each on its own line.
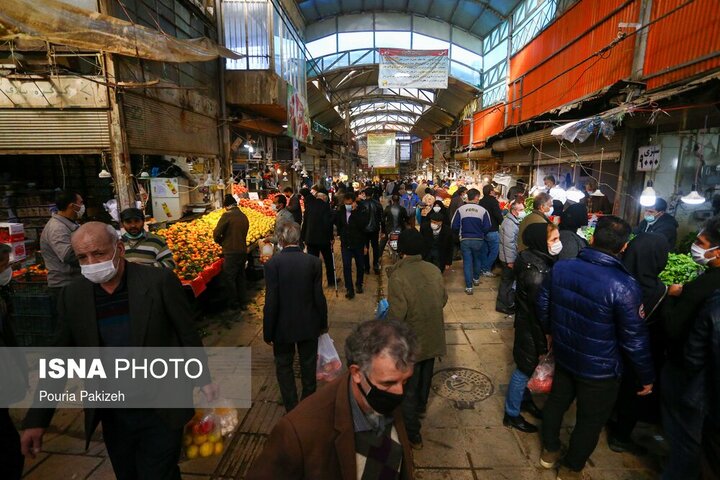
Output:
[566, 186, 585, 203]
[591, 187, 605, 197]
[639, 181, 657, 207]
[681, 185, 705, 205]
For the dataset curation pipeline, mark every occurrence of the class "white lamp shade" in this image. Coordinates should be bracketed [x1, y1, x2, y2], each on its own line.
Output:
[639, 186, 657, 207]
[549, 186, 567, 203]
[590, 189, 605, 197]
[566, 187, 585, 203]
[98, 169, 112, 178]
[681, 190, 705, 205]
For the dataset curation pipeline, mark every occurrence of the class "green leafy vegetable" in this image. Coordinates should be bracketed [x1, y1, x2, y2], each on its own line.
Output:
[659, 253, 706, 285]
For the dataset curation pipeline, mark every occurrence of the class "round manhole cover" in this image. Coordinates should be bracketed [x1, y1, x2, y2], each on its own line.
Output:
[432, 368, 494, 404]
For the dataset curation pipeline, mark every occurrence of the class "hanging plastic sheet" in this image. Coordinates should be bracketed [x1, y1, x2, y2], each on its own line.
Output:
[551, 117, 615, 143]
[0, 0, 242, 63]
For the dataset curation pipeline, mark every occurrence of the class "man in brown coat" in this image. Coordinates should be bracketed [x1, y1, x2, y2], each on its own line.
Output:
[213, 194, 249, 309]
[246, 320, 418, 480]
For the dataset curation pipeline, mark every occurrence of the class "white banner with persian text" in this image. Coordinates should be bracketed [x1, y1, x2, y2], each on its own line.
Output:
[367, 133, 397, 168]
[378, 49, 449, 89]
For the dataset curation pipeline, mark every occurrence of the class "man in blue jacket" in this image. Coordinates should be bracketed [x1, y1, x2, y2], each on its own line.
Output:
[536, 216, 654, 479]
[451, 188, 492, 295]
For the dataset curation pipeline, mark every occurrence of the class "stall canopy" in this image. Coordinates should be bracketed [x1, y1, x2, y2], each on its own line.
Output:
[0, 0, 241, 63]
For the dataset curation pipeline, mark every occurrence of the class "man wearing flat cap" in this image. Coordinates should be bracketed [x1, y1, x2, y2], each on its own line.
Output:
[386, 229, 447, 450]
[120, 208, 175, 269]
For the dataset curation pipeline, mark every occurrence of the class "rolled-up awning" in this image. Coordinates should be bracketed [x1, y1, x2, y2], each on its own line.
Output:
[0, 0, 242, 63]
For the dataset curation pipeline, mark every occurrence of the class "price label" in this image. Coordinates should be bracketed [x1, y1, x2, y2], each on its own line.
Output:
[637, 145, 660, 172]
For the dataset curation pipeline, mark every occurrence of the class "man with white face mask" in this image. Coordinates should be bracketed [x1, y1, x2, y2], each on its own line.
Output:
[496, 200, 526, 314]
[21, 222, 218, 480]
[660, 215, 720, 480]
[40, 190, 85, 301]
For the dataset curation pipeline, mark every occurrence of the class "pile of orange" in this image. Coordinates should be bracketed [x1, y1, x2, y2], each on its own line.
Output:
[12, 264, 49, 281]
[157, 208, 275, 281]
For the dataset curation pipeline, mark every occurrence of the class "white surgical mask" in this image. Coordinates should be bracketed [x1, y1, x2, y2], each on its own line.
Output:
[549, 240, 563, 256]
[430, 223, 441, 231]
[80, 247, 119, 284]
[345, 204, 353, 212]
[546, 207, 554, 217]
[691, 243, 718, 266]
[461, 194, 468, 202]
[74, 203, 86, 219]
[516, 210, 526, 220]
[432, 206, 441, 213]
[0, 268, 12, 286]
[644, 214, 657, 224]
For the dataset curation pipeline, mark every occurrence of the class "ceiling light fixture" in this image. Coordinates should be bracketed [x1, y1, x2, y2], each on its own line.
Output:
[639, 181, 657, 207]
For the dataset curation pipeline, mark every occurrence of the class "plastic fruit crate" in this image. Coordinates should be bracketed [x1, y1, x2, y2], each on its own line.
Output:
[11, 314, 57, 347]
[12, 293, 54, 317]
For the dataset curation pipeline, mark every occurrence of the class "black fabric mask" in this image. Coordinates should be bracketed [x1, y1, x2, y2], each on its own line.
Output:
[359, 374, 405, 416]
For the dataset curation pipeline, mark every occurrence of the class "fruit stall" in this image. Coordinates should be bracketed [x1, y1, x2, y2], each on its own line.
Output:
[154, 202, 276, 297]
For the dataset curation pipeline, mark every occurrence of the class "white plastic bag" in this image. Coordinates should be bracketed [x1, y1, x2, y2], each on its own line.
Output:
[316, 333, 342, 382]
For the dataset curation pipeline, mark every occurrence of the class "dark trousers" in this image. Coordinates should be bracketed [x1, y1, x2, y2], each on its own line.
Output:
[661, 362, 705, 480]
[101, 409, 183, 480]
[341, 246, 364, 293]
[701, 419, 720, 480]
[401, 358, 435, 439]
[273, 338, 319, 412]
[0, 408, 23, 480]
[364, 231, 380, 271]
[541, 365, 620, 471]
[495, 262, 515, 310]
[222, 252, 247, 307]
[426, 251, 446, 273]
[307, 243, 336, 287]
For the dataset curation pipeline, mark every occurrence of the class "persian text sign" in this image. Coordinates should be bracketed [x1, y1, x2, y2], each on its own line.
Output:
[367, 133, 397, 168]
[637, 145, 660, 171]
[378, 49, 449, 89]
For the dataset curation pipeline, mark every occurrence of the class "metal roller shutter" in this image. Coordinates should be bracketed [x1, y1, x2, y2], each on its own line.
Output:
[0, 109, 110, 154]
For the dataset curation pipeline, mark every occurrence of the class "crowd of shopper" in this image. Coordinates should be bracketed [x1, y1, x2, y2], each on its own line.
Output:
[2, 177, 718, 480]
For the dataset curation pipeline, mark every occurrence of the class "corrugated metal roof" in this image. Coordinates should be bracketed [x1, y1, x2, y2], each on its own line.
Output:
[296, 0, 522, 39]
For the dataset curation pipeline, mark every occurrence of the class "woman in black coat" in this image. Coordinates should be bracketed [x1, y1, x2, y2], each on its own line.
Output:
[558, 203, 589, 260]
[503, 222, 559, 433]
[420, 212, 453, 272]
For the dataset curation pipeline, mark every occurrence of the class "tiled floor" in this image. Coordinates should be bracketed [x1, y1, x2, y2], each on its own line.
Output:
[17, 252, 664, 479]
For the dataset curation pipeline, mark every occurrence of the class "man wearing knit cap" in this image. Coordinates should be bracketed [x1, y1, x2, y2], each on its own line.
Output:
[386, 229, 448, 450]
[120, 208, 175, 269]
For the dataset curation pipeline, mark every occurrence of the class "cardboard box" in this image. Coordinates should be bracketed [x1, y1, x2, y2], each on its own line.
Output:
[0, 223, 24, 243]
[7, 241, 26, 263]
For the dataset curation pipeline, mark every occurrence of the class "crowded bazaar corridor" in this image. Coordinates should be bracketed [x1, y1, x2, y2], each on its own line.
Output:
[15, 252, 664, 479]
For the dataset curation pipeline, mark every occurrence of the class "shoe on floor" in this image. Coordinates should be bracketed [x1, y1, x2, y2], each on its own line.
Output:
[472, 278, 480, 286]
[556, 466, 583, 480]
[345, 291, 355, 299]
[503, 413, 538, 433]
[356, 285, 364, 294]
[364, 267, 370, 274]
[607, 435, 648, 455]
[465, 288, 474, 295]
[540, 448, 564, 469]
[482, 271, 497, 278]
[374, 267, 381, 275]
[409, 434, 423, 450]
[496, 306, 516, 315]
[521, 400, 543, 420]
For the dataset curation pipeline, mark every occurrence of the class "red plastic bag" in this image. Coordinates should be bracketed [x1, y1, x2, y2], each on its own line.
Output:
[527, 353, 554, 394]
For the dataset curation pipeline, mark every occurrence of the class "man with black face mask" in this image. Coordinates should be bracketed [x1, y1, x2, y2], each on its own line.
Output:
[247, 319, 418, 480]
[120, 208, 175, 269]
